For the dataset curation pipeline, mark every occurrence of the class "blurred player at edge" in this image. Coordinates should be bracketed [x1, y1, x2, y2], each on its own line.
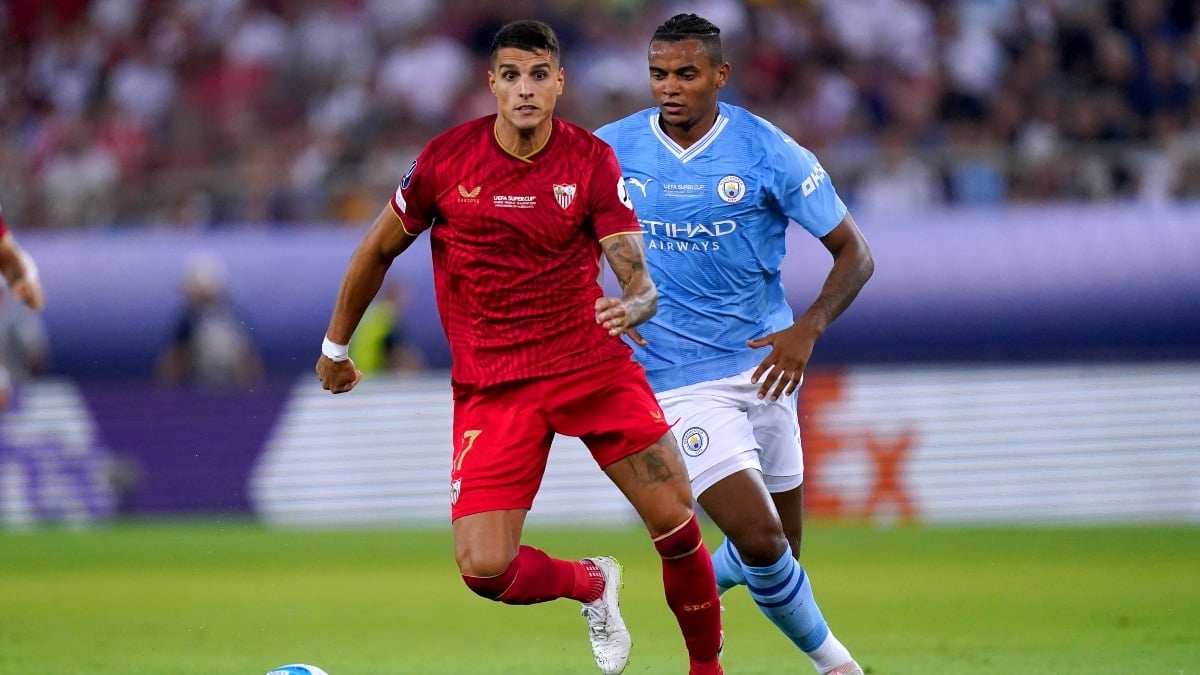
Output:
[315, 20, 723, 675]
[0, 200, 46, 408]
[596, 13, 873, 675]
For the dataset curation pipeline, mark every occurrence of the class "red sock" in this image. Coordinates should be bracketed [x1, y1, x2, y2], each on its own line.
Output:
[690, 662, 724, 675]
[463, 545, 599, 605]
[653, 514, 722, 668]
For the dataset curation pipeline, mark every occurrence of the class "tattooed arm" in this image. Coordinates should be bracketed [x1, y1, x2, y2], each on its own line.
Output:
[595, 232, 657, 338]
[750, 212, 874, 400]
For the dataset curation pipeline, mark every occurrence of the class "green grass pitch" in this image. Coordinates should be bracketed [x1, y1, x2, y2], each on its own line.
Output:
[1, 521, 1196, 674]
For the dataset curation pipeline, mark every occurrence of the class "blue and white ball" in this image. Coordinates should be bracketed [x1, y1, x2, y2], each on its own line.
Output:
[266, 665, 329, 675]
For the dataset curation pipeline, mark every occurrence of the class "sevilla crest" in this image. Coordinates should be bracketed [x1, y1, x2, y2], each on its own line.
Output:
[553, 183, 576, 210]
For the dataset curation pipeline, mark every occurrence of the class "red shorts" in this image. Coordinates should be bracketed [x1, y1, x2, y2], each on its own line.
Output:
[448, 356, 670, 521]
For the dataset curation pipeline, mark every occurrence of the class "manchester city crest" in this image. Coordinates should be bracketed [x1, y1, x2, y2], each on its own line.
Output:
[717, 175, 745, 203]
[681, 426, 710, 457]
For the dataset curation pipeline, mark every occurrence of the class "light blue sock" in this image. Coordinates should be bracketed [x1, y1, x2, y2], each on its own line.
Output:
[710, 538, 746, 593]
[742, 549, 830, 653]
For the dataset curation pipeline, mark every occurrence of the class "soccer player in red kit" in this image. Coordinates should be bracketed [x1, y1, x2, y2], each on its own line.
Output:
[0, 201, 46, 410]
[315, 20, 723, 675]
[0, 204, 44, 313]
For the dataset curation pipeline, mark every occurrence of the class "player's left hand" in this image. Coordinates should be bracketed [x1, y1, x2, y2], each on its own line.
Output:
[595, 296, 632, 338]
[747, 323, 818, 401]
[623, 326, 648, 346]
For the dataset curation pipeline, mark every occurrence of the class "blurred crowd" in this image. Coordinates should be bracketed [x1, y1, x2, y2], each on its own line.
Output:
[1, 0, 1198, 229]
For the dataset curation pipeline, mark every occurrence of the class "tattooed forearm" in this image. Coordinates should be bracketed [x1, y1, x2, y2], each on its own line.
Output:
[605, 238, 642, 287]
[604, 233, 657, 326]
[802, 242, 873, 334]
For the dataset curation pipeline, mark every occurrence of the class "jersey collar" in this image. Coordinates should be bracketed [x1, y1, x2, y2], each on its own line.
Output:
[649, 104, 729, 164]
[491, 115, 557, 163]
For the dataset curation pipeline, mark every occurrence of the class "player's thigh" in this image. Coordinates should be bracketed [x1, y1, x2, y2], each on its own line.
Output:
[600, 430, 695, 534]
[450, 385, 554, 523]
[749, 386, 804, 493]
[548, 358, 692, 530]
[658, 381, 760, 497]
[549, 357, 673, 468]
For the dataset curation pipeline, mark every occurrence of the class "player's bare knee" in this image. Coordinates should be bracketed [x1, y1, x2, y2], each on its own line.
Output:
[455, 547, 513, 580]
[638, 485, 694, 534]
[663, 475, 697, 510]
[730, 526, 790, 567]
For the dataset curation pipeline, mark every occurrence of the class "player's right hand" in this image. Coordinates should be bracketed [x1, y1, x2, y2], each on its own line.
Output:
[316, 356, 363, 394]
[747, 322, 817, 401]
[595, 296, 632, 337]
[10, 278, 43, 311]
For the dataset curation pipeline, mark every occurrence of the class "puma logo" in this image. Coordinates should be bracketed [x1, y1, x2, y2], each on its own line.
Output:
[626, 177, 652, 197]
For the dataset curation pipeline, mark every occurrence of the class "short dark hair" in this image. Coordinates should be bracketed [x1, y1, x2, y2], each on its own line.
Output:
[651, 13, 723, 64]
[490, 20, 561, 64]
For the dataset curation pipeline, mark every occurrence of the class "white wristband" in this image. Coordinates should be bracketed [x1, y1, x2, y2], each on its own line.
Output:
[322, 336, 350, 362]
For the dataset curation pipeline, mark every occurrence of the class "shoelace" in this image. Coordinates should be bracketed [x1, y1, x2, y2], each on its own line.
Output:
[582, 604, 610, 637]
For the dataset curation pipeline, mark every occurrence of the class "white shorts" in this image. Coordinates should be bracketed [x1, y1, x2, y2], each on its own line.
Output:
[657, 366, 804, 498]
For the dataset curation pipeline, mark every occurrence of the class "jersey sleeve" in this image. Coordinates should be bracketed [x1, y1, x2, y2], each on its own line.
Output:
[0, 201, 9, 237]
[593, 121, 617, 148]
[767, 127, 847, 238]
[389, 146, 439, 236]
[588, 141, 641, 241]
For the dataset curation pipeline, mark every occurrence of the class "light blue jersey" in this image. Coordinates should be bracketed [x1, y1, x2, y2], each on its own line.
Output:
[596, 102, 847, 392]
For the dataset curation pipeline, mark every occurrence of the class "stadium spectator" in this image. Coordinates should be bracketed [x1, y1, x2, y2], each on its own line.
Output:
[156, 251, 263, 388]
[315, 20, 724, 675]
[107, 40, 178, 129]
[596, 13, 872, 675]
[373, 17, 473, 125]
[347, 283, 425, 377]
[37, 115, 122, 228]
[853, 124, 943, 211]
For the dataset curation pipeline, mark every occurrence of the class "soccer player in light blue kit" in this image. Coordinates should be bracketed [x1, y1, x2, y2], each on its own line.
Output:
[596, 13, 873, 675]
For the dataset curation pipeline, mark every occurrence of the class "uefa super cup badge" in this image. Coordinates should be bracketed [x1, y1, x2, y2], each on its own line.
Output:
[717, 175, 745, 203]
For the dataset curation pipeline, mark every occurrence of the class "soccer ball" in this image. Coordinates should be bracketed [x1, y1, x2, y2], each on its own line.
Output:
[266, 665, 329, 675]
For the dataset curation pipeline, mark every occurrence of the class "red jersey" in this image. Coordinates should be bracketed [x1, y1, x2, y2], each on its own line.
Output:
[0, 202, 9, 236]
[390, 115, 642, 391]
